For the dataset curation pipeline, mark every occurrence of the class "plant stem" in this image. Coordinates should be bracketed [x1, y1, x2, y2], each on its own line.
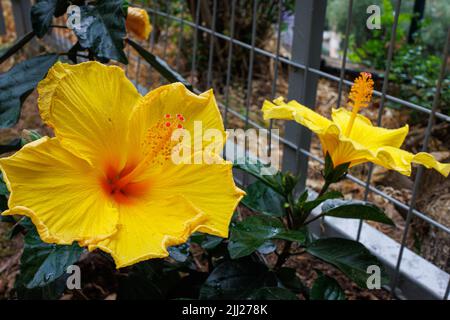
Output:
[304, 212, 326, 225]
[318, 180, 331, 197]
[274, 240, 292, 270]
[0, 31, 35, 64]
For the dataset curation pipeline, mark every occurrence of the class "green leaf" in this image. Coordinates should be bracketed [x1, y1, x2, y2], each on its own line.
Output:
[242, 180, 286, 217]
[31, 0, 69, 38]
[168, 243, 190, 263]
[233, 158, 285, 195]
[323, 153, 350, 183]
[306, 238, 389, 288]
[16, 224, 84, 290]
[70, 0, 127, 63]
[199, 259, 276, 300]
[126, 38, 193, 91]
[117, 260, 181, 300]
[276, 267, 307, 295]
[310, 273, 346, 300]
[21, 129, 43, 146]
[256, 240, 276, 254]
[0, 54, 58, 128]
[247, 287, 298, 300]
[302, 190, 343, 213]
[321, 199, 395, 226]
[15, 275, 69, 300]
[0, 172, 8, 196]
[228, 215, 306, 259]
[0, 173, 9, 217]
[201, 235, 224, 250]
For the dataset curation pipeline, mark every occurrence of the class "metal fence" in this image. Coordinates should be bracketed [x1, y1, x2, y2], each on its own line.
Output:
[1, 0, 449, 300]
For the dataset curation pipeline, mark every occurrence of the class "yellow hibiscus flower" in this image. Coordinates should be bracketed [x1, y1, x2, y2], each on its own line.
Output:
[0, 61, 244, 268]
[126, 7, 152, 41]
[262, 72, 450, 177]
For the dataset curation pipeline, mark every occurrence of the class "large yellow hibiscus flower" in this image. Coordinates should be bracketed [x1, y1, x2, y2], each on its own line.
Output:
[263, 72, 450, 177]
[0, 61, 244, 268]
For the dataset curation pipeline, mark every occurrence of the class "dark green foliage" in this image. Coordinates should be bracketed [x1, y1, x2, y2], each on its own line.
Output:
[0, 54, 58, 128]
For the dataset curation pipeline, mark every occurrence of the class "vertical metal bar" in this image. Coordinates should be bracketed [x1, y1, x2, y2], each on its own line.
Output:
[357, 0, 403, 241]
[175, 1, 185, 71]
[244, 0, 258, 129]
[242, 0, 259, 186]
[147, 1, 157, 87]
[282, 0, 326, 191]
[223, 0, 237, 128]
[268, 0, 284, 156]
[336, 0, 353, 108]
[162, 0, 171, 59]
[0, 1, 5, 35]
[134, 0, 146, 85]
[390, 27, 449, 298]
[11, 0, 32, 38]
[206, 0, 217, 88]
[190, 0, 201, 85]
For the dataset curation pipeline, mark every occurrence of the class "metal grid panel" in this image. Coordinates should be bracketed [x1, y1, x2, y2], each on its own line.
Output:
[136, 0, 449, 300]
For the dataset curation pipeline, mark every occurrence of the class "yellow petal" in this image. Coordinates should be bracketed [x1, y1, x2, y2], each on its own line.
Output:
[126, 7, 152, 40]
[149, 155, 245, 238]
[375, 146, 450, 177]
[318, 131, 374, 167]
[89, 195, 206, 268]
[0, 137, 119, 245]
[37, 61, 141, 169]
[128, 82, 226, 163]
[331, 108, 409, 149]
[263, 98, 335, 135]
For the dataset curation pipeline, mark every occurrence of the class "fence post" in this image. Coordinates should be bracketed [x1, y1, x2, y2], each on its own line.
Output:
[0, 1, 6, 35]
[11, 0, 32, 37]
[282, 0, 326, 191]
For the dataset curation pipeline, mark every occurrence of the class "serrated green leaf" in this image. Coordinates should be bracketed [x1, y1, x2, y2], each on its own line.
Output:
[0, 54, 58, 128]
[310, 273, 346, 300]
[228, 215, 306, 259]
[321, 199, 395, 226]
[242, 180, 286, 217]
[70, 0, 127, 63]
[199, 259, 276, 300]
[306, 238, 389, 288]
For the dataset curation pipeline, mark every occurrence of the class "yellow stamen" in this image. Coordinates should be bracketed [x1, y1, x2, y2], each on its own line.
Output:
[345, 72, 374, 136]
